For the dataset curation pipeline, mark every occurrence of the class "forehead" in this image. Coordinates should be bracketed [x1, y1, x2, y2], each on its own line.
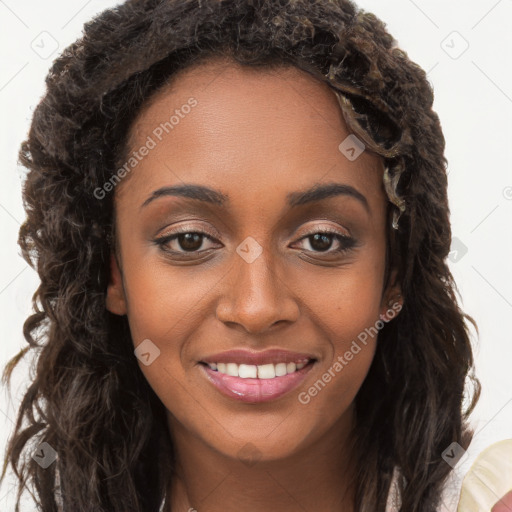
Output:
[116, 58, 386, 213]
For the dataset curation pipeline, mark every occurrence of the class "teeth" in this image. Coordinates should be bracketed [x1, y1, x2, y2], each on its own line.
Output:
[275, 363, 287, 377]
[238, 364, 257, 378]
[207, 360, 310, 379]
[257, 364, 275, 379]
[226, 363, 238, 377]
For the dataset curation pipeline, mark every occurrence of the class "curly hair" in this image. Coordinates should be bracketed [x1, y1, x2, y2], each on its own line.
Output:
[1, 0, 480, 511]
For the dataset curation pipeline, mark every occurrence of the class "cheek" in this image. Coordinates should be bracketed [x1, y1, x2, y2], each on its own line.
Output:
[117, 255, 217, 402]
[295, 250, 385, 406]
[302, 249, 385, 350]
[121, 256, 220, 347]
[299, 284, 381, 415]
[120, 261, 215, 426]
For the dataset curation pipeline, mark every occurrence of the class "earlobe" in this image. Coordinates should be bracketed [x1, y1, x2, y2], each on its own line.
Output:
[105, 251, 127, 316]
[380, 269, 403, 322]
[380, 293, 403, 322]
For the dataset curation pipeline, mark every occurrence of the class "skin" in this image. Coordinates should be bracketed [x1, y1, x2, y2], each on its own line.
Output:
[492, 490, 512, 512]
[106, 57, 402, 512]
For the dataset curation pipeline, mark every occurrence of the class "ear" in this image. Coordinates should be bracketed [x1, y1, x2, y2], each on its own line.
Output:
[379, 268, 403, 322]
[105, 251, 127, 316]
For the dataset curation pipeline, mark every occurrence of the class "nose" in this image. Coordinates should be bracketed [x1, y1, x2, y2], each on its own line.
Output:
[215, 246, 300, 334]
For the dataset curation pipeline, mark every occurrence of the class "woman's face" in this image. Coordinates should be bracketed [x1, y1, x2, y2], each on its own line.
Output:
[106, 58, 401, 464]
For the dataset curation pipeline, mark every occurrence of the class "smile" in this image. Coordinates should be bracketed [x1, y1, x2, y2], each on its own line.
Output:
[199, 349, 316, 403]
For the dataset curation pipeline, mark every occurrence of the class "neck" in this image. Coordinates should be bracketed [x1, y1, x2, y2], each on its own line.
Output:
[166, 406, 357, 512]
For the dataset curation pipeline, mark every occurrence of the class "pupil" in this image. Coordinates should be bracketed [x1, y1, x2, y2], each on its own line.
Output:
[179, 233, 202, 251]
[311, 234, 332, 252]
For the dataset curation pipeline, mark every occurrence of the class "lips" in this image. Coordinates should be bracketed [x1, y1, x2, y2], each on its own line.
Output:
[198, 349, 317, 403]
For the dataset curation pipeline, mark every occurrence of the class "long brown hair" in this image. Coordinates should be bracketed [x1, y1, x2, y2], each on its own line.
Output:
[1, 0, 480, 510]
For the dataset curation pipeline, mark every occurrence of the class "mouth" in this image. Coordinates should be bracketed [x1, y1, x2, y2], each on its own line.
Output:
[198, 349, 317, 403]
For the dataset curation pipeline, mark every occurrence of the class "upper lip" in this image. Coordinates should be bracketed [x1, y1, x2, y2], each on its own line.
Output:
[200, 349, 317, 366]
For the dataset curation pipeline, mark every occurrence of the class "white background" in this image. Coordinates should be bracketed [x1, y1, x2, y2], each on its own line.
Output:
[1, 1, 511, 510]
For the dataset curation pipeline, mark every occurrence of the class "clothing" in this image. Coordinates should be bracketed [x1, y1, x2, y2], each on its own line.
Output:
[385, 435, 512, 511]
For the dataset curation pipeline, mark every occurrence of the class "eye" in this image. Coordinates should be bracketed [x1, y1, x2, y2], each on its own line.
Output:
[153, 227, 221, 254]
[153, 226, 357, 257]
[294, 229, 357, 255]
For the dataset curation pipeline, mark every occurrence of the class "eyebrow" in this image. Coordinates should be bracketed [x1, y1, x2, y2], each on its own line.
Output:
[140, 182, 370, 212]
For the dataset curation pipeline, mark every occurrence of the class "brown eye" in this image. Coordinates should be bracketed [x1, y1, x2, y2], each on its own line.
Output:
[175, 233, 205, 252]
[154, 228, 220, 254]
[308, 233, 334, 252]
[296, 231, 356, 255]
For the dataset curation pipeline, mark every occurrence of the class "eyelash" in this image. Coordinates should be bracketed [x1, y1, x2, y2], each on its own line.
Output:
[153, 226, 357, 256]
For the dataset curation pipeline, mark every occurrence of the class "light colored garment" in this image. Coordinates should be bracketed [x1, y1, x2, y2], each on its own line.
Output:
[386, 437, 512, 511]
[457, 440, 512, 511]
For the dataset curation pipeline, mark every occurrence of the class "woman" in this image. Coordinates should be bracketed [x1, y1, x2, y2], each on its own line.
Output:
[0, 0, 486, 510]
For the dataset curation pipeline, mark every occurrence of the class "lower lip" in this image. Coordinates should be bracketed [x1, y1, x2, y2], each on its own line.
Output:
[200, 362, 315, 403]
